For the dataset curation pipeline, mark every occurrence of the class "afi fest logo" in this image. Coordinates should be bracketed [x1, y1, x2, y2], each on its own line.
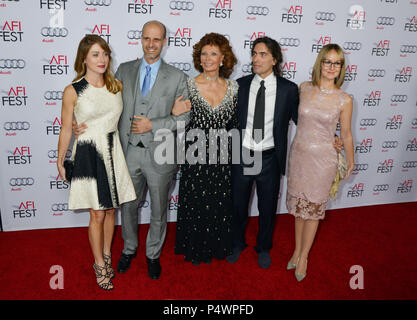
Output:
[128, 0, 153, 14]
[43, 55, 69, 75]
[0, 20, 23, 42]
[406, 138, 417, 152]
[397, 180, 413, 193]
[169, 194, 178, 210]
[344, 65, 358, 82]
[346, 6, 366, 29]
[404, 16, 417, 32]
[371, 40, 390, 56]
[244, 32, 265, 49]
[7, 146, 32, 165]
[377, 159, 394, 174]
[363, 90, 381, 107]
[50, 174, 69, 190]
[46, 117, 61, 135]
[281, 5, 303, 24]
[311, 36, 331, 53]
[13, 201, 37, 219]
[347, 183, 365, 198]
[40, 0, 68, 10]
[89, 24, 111, 43]
[355, 138, 372, 154]
[394, 67, 412, 83]
[209, 0, 233, 19]
[1, 86, 27, 107]
[385, 115, 403, 130]
[282, 62, 297, 80]
[168, 27, 192, 47]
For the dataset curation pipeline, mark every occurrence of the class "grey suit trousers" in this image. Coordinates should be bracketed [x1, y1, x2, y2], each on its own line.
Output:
[121, 142, 175, 259]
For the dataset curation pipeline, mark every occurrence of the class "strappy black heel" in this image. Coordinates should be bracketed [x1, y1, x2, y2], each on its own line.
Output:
[103, 254, 115, 279]
[93, 263, 114, 291]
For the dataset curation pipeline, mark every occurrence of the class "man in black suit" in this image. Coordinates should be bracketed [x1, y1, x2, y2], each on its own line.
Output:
[227, 37, 299, 269]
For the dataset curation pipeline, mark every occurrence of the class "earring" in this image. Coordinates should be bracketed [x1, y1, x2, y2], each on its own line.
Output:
[220, 62, 223, 67]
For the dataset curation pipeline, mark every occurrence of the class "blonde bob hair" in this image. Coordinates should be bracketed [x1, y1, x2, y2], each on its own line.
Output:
[73, 34, 122, 94]
[311, 43, 346, 88]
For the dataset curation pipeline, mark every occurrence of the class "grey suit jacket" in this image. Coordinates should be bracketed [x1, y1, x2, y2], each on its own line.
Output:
[115, 58, 190, 174]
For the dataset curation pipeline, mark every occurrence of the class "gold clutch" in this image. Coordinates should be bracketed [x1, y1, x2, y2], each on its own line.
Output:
[330, 152, 348, 199]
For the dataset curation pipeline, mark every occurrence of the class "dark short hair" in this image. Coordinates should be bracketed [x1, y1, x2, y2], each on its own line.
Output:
[192, 33, 237, 79]
[251, 37, 283, 76]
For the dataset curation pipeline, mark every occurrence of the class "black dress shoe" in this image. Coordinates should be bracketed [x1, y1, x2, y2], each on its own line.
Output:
[117, 251, 137, 274]
[146, 257, 161, 280]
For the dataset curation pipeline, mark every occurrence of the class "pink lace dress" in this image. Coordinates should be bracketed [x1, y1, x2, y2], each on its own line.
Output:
[286, 82, 349, 220]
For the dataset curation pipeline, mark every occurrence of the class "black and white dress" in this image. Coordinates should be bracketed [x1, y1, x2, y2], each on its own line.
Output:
[68, 77, 136, 211]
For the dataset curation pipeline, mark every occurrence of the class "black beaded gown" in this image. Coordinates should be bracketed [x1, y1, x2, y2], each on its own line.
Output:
[175, 77, 238, 264]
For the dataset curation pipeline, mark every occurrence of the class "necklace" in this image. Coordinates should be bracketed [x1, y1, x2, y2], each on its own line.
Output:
[319, 86, 335, 94]
[202, 73, 218, 81]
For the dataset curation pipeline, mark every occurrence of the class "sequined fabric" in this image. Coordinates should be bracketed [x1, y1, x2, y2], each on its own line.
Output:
[286, 81, 349, 220]
[175, 77, 238, 263]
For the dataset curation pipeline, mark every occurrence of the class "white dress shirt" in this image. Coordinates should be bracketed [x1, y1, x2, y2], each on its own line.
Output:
[242, 73, 277, 151]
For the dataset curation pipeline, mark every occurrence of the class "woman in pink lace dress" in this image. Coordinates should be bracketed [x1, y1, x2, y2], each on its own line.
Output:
[286, 44, 354, 281]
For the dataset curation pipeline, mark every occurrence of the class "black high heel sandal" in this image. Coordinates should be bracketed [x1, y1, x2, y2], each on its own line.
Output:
[93, 263, 114, 291]
[103, 254, 115, 279]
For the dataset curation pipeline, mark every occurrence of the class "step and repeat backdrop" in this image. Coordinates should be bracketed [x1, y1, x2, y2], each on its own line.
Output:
[1, 0, 416, 231]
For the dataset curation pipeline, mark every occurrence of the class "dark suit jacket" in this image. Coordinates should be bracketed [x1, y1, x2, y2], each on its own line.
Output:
[236, 74, 299, 175]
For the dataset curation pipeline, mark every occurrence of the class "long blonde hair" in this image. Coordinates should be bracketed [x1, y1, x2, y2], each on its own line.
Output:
[311, 43, 346, 88]
[73, 34, 122, 93]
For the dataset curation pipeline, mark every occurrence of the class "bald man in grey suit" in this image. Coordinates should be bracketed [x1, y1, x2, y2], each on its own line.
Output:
[115, 21, 190, 279]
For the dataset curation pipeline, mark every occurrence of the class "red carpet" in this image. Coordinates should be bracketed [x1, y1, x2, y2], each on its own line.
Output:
[0, 202, 416, 300]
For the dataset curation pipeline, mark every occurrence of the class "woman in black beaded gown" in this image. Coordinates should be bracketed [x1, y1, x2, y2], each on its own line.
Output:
[172, 33, 238, 265]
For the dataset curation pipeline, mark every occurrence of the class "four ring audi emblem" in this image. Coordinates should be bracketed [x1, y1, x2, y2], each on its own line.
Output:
[360, 119, 377, 126]
[51, 203, 69, 211]
[382, 141, 399, 148]
[242, 64, 252, 73]
[400, 45, 417, 53]
[127, 30, 141, 40]
[247, 6, 269, 15]
[4, 121, 30, 131]
[315, 12, 336, 21]
[373, 184, 389, 192]
[44, 91, 63, 100]
[402, 161, 417, 168]
[353, 163, 369, 171]
[9, 177, 35, 187]
[343, 42, 362, 50]
[412, 118, 417, 126]
[279, 37, 300, 47]
[41, 27, 68, 37]
[169, 1, 194, 10]
[48, 150, 71, 159]
[84, 0, 111, 6]
[376, 16, 395, 25]
[169, 62, 191, 72]
[368, 69, 386, 77]
[0, 59, 26, 69]
[390, 95, 408, 103]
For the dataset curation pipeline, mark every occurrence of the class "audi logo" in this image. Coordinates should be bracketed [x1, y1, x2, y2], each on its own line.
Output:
[84, 0, 111, 6]
[391, 95, 408, 103]
[247, 6, 269, 16]
[169, 1, 194, 10]
[315, 12, 336, 21]
[41, 27, 68, 37]
[44, 91, 63, 100]
[360, 119, 377, 126]
[4, 121, 30, 131]
[376, 16, 395, 25]
[343, 42, 362, 50]
[400, 45, 417, 53]
[48, 150, 71, 159]
[382, 141, 399, 148]
[0, 59, 26, 69]
[242, 64, 252, 73]
[368, 69, 386, 77]
[373, 184, 389, 192]
[51, 203, 69, 211]
[412, 118, 417, 126]
[279, 37, 300, 47]
[353, 163, 369, 171]
[402, 161, 417, 168]
[169, 62, 191, 72]
[127, 30, 141, 40]
[9, 177, 35, 187]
